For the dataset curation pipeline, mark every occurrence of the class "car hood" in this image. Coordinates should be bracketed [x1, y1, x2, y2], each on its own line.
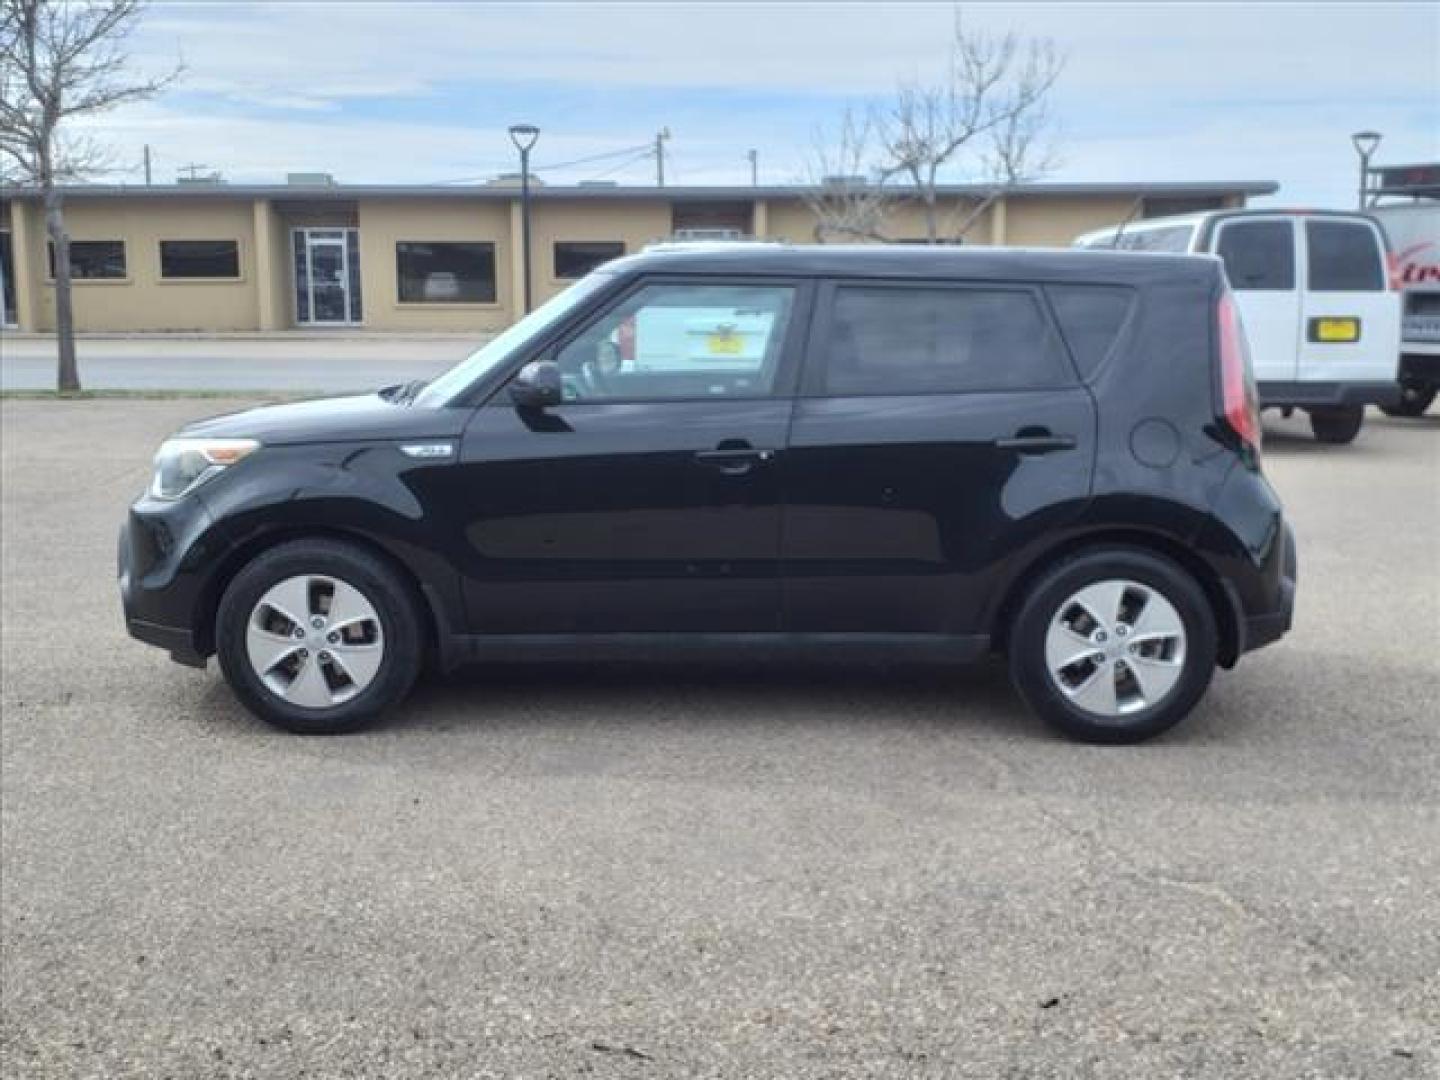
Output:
[179, 390, 470, 445]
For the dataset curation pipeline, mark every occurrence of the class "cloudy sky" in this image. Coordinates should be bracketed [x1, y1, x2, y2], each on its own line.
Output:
[79, 1, 1440, 207]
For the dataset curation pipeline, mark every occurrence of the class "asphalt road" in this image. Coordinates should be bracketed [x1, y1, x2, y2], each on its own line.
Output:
[1, 335, 477, 393]
[1, 401, 1437, 1079]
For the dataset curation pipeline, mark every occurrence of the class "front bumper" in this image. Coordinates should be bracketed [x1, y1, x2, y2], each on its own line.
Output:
[1258, 381, 1401, 409]
[118, 494, 229, 668]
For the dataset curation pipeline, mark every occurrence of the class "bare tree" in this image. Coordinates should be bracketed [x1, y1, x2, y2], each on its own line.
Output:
[801, 108, 896, 243]
[807, 10, 1063, 246]
[879, 13, 1063, 243]
[0, 0, 178, 391]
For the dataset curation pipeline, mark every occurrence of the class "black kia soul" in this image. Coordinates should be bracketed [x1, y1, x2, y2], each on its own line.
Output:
[119, 245, 1295, 743]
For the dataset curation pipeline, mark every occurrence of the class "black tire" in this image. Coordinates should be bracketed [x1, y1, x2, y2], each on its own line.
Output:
[215, 538, 424, 734]
[1379, 384, 1437, 418]
[1308, 404, 1365, 444]
[1008, 547, 1218, 744]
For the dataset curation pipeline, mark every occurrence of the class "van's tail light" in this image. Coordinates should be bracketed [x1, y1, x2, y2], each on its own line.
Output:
[1217, 290, 1262, 462]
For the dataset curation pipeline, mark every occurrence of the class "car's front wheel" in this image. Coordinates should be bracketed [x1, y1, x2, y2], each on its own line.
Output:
[1008, 548, 1218, 744]
[216, 538, 424, 734]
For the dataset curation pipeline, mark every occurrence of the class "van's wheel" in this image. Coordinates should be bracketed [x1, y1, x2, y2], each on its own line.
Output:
[216, 538, 424, 734]
[1008, 548, 1218, 744]
[1379, 384, 1437, 418]
[1308, 404, 1365, 444]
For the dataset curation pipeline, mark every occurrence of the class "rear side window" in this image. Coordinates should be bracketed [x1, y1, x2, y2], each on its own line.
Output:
[1215, 220, 1295, 291]
[1306, 220, 1384, 291]
[822, 285, 1071, 395]
[1046, 285, 1136, 379]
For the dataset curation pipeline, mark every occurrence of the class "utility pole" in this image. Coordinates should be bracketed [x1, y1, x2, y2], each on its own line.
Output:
[177, 162, 210, 181]
[655, 127, 670, 187]
[143, 144, 152, 185]
[747, 148, 758, 186]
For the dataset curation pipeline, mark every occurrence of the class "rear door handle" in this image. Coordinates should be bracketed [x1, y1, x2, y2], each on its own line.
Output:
[994, 432, 1077, 455]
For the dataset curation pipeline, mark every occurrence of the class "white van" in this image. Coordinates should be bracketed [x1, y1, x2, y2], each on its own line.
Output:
[1075, 210, 1402, 443]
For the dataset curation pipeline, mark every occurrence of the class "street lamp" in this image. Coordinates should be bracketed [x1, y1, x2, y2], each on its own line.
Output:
[1351, 130, 1382, 210]
[508, 123, 540, 313]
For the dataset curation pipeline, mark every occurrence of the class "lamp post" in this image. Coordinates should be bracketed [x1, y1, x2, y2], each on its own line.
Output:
[508, 123, 540, 313]
[1351, 130, 1382, 210]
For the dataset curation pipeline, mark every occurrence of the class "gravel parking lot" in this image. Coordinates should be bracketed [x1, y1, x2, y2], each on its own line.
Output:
[2, 398, 1437, 1079]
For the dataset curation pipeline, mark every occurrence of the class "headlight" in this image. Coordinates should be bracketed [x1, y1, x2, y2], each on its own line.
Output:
[149, 437, 259, 500]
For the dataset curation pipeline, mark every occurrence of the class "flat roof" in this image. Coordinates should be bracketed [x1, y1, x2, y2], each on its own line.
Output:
[0, 180, 1279, 202]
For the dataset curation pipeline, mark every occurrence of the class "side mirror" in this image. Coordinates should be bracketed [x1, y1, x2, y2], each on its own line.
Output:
[508, 360, 563, 409]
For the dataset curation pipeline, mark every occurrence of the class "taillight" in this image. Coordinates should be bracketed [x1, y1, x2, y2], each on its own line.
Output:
[1217, 290, 1262, 460]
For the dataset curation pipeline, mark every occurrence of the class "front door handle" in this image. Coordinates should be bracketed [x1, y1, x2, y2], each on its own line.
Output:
[694, 445, 774, 476]
[994, 431, 1077, 455]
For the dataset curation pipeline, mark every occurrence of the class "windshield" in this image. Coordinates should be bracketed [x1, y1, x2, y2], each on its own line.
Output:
[415, 272, 616, 406]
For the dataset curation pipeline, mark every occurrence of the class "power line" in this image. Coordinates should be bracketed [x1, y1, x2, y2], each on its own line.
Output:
[580, 148, 657, 184]
[533, 143, 653, 173]
[431, 142, 656, 186]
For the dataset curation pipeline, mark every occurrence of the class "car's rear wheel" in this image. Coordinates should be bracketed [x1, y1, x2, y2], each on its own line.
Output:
[1379, 383, 1437, 418]
[1308, 404, 1365, 444]
[216, 538, 424, 734]
[1008, 548, 1218, 744]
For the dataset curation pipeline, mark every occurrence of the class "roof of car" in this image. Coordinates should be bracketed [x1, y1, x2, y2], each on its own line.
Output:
[1074, 207, 1382, 246]
[604, 242, 1218, 284]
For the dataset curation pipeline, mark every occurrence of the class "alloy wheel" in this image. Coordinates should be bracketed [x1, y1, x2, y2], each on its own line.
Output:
[1044, 579, 1187, 719]
[245, 574, 385, 709]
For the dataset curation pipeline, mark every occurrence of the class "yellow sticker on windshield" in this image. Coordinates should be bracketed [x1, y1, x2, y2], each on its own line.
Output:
[707, 331, 743, 355]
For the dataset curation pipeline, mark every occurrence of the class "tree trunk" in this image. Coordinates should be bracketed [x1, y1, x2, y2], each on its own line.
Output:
[45, 187, 81, 393]
[923, 193, 939, 243]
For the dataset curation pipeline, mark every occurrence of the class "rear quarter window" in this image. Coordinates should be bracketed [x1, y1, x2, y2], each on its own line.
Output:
[1045, 285, 1137, 379]
[820, 285, 1073, 395]
[1306, 219, 1385, 291]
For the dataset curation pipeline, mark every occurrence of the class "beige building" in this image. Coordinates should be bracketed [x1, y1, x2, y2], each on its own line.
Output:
[0, 179, 1274, 333]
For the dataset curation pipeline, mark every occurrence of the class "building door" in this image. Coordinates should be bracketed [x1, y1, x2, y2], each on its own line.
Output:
[0, 231, 15, 328]
[292, 228, 362, 325]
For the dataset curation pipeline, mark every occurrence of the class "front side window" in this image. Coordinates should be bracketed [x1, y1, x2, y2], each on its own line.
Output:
[552, 282, 795, 401]
[1215, 220, 1295, 291]
[396, 241, 496, 303]
[49, 240, 126, 280]
[1307, 220, 1384, 291]
[822, 285, 1071, 395]
[554, 241, 624, 280]
[160, 240, 240, 279]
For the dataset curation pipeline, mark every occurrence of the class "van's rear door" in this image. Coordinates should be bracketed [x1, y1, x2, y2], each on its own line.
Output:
[1211, 216, 1301, 387]
[1296, 217, 1400, 386]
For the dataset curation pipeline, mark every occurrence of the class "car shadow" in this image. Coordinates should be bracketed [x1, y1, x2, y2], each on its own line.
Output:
[194, 655, 1058, 744]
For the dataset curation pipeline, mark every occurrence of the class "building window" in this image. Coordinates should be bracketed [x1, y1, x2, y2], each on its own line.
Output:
[159, 239, 240, 279]
[48, 240, 126, 280]
[554, 241, 624, 280]
[396, 241, 496, 303]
